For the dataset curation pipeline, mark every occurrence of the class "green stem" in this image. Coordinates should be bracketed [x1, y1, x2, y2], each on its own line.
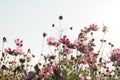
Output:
[39, 37, 45, 63]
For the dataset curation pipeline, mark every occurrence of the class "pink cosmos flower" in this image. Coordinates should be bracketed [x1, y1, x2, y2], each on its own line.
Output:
[51, 64, 57, 70]
[79, 41, 93, 54]
[78, 55, 87, 64]
[5, 48, 15, 55]
[14, 38, 23, 47]
[90, 24, 99, 31]
[39, 70, 45, 77]
[80, 41, 94, 53]
[73, 39, 80, 47]
[47, 37, 59, 47]
[111, 48, 120, 61]
[89, 63, 97, 71]
[112, 48, 120, 55]
[63, 46, 73, 54]
[110, 48, 120, 65]
[47, 37, 55, 44]
[87, 52, 95, 63]
[44, 72, 50, 79]
[46, 64, 57, 74]
[14, 47, 24, 55]
[88, 41, 96, 46]
[46, 64, 52, 72]
[60, 36, 70, 45]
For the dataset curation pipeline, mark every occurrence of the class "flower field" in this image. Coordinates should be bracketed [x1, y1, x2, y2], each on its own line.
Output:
[0, 16, 120, 80]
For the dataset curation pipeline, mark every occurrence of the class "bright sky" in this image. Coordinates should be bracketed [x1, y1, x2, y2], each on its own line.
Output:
[0, 0, 120, 63]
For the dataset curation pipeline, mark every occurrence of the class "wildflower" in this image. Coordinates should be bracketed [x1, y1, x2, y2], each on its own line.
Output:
[60, 36, 70, 45]
[78, 55, 87, 64]
[47, 37, 59, 47]
[14, 47, 24, 55]
[78, 41, 93, 53]
[5, 48, 15, 55]
[89, 63, 97, 71]
[87, 52, 95, 63]
[112, 48, 120, 55]
[14, 38, 23, 47]
[73, 39, 80, 47]
[52, 64, 57, 70]
[111, 48, 120, 61]
[63, 46, 73, 54]
[88, 40, 96, 47]
[47, 37, 55, 44]
[39, 70, 45, 77]
[110, 48, 120, 66]
[44, 72, 50, 79]
[45, 64, 54, 74]
[90, 24, 98, 31]
[78, 32, 87, 41]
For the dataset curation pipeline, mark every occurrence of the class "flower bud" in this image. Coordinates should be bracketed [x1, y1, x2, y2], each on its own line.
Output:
[59, 15, 63, 20]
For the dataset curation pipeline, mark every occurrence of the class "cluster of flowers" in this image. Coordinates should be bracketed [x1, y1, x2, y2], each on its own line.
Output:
[0, 16, 120, 80]
[0, 38, 36, 80]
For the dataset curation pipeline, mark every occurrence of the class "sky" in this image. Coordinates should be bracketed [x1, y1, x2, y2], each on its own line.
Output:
[0, 0, 120, 63]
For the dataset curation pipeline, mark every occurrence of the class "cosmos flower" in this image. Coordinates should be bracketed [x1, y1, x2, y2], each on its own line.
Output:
[14, 38, 23, 47]
[63, 46, 73, 54]
[4, 48, 15, 55]
[47, 37, 59, 47]
[90, 24, 99, 31]
[14, 47, 24, 55]
[110, 48, 120, 65]
[60, 36, 70, 45]
[87, 52, 95, 63]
